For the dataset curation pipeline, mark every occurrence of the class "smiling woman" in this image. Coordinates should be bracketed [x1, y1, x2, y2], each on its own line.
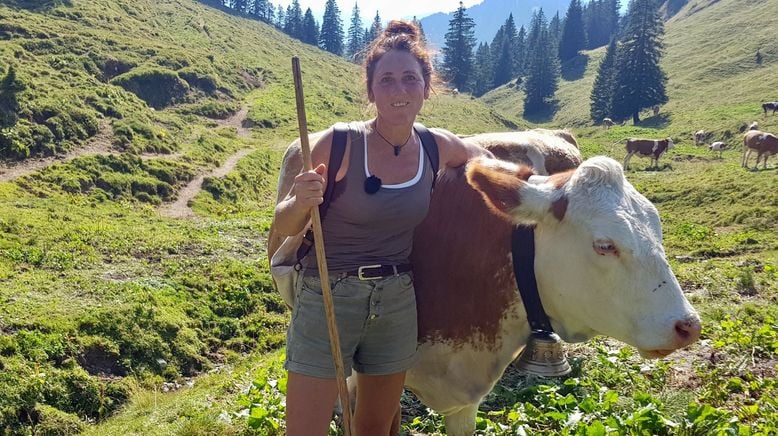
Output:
[270, 19, 492, 435]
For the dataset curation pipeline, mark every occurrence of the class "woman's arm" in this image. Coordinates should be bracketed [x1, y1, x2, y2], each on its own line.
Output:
[273, 128, 335, 236]
[431, 128, 493, 168]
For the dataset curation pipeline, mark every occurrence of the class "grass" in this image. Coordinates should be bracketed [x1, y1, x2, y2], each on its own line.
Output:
[0, 0, 776, 433]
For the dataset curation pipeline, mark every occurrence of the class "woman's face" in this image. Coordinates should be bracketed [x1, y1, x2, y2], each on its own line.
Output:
[369, 49, 429, 125]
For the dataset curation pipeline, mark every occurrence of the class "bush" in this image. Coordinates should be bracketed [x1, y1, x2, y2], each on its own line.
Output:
[31, 404, 84, 436]
[111, 67, 189, 109]
[178, 67, 219, 94]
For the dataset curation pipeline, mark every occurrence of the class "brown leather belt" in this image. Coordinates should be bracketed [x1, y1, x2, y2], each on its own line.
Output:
[343, 264, 412, 280]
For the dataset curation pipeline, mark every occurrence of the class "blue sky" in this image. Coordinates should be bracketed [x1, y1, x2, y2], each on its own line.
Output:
[273, 0, 484, 23]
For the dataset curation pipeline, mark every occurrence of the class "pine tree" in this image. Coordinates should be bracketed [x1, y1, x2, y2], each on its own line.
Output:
[301, 8, 319, 46]
[513, 25, 527, 77]
[492, 14, 516, 87]
[590, 37, 617, 122]
[275, 5, 285, 29]
[610, 0, 667, 124]
[283, 0, 303, 39]
[472, 42, 492, 96]
[412, 16, 427, 45]
[320, 0, 344, 55]
[523, 9, 559, 114]
[548, 11, 562, 49]
[233, 0, 247, 14]
[442, 2, 476, 92]
[369, 11, 382, 41]
[346, 3, 363, 61]
[252, 0, 268, 21]
[558, 0, 587, 63]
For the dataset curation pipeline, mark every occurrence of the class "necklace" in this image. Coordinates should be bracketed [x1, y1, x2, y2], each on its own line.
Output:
[373, 123, 413, 156]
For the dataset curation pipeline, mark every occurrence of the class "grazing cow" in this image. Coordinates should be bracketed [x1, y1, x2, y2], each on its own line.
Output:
[749, 121, 760, 131]
[694, 130, 706, 145]
[652, 105, 660, 116]
[270, 131, 701, 436]
[742, 130, 778, 169]
[709, 141, 726, 158]
[762, 102, 778, 115]
[623, 137, 674, 170]
[603, 117, 615, 129]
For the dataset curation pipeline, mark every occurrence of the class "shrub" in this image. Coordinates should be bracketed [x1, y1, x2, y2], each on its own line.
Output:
[111, 67, 189, 109]
[178, 67, 219, 94]
[30, 404, 84, 436]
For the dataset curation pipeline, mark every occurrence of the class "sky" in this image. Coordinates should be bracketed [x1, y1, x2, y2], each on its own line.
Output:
[273, 0, 484, 23]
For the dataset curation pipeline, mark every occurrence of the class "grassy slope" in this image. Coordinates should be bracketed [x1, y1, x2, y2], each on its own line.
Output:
[0, 0, 522, 433]
[478, 0, 777, 432]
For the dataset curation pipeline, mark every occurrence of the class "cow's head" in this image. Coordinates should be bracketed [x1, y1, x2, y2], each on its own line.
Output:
[666, 137, 675, 149]
[466, 155, 701, 358]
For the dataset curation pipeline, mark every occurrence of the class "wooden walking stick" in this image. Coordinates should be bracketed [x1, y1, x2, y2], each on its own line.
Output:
[291, 56, 353, 436]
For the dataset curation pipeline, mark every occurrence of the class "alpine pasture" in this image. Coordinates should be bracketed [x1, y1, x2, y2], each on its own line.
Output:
[0, 0, 775, 434]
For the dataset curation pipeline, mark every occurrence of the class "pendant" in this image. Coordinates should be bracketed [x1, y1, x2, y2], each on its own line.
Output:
[394, 146, 400, 156]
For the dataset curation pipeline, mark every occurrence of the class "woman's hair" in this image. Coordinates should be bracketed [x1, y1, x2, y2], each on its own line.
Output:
[363, 20, 435, 95]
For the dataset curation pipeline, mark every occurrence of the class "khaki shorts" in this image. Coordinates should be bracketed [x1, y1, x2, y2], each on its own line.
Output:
[285, 271, 418, 379]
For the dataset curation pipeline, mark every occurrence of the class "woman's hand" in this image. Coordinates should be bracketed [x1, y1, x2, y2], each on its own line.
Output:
[291, 163, 327, 212]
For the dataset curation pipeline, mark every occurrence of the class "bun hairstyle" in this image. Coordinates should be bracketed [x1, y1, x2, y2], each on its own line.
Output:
[364, 20, 435, 96]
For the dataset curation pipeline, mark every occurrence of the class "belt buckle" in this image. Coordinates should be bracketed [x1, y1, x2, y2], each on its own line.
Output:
[357, 264, 383, 280]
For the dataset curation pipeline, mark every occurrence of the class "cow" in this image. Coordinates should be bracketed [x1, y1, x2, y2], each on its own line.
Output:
[623, 137, 674, 170]
[652, 105, 660, 116]
[602, 117, 615, 129]
[742, 130, 778, 169]
[694, 130, 706, 145]
[709, 141, 726, 158]
[270, 130, 701, 436]
[749, 121, 760, 131]
[762, 102, 778, 115]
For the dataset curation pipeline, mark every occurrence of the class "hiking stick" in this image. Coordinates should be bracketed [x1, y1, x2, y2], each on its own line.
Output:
[291, 56, 353, 436]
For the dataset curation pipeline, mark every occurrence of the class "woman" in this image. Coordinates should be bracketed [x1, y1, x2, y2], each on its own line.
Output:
[274, 20, 491, 435]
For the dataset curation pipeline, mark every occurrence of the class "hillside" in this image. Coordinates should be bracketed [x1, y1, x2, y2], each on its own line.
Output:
[482, 0, 778, 139]
[0, 0, 776, 434]
[0, 0, 521, 433]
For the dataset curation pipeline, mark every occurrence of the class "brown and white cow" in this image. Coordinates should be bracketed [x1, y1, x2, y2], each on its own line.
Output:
[270, 130, 701, 436]
[623, 137, 674, 170]
[742, 130, 778, 169]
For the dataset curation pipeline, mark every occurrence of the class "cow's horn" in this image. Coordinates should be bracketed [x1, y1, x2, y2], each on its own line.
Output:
[514, 330, 571, 377]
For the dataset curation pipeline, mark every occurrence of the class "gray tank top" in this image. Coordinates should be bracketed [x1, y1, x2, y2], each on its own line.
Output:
[304, 121, 435, 272]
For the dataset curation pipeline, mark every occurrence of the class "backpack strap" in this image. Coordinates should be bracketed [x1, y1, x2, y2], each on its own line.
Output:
[413, 123, 439, 189]
[295, 123, 349, 261]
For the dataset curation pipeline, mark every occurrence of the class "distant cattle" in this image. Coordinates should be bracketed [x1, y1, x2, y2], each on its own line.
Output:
[652, 105, 660, 116]
[749, 121, 760, 131]
[709, 141, 726, 158]
[623, 137, 674, 170]
[742, 130, 778, 169]
[694, 130, 706, 145]
[762, 102, 778, 115]
[602, 117, 615, 129]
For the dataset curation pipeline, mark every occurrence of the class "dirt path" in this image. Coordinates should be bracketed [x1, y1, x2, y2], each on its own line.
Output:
[0, 120, 115, 182]
[217, 106, 251, 138]
[0, 121, 180, 182]
[158, 148, 254, 219]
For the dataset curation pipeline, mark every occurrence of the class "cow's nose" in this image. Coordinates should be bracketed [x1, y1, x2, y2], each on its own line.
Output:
[674, 315, 702, 348]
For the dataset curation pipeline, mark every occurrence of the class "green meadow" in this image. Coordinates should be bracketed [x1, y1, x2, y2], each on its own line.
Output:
[0, 0, 775, 434]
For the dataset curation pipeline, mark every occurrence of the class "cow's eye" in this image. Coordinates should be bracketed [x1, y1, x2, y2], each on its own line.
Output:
[593, 239, 619, 256]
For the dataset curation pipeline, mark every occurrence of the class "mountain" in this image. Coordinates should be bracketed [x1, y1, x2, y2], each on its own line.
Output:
[420, 0, 571, 48]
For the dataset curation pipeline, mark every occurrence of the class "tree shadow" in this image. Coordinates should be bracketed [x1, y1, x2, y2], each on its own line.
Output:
[635, 113, 671, 129]
[2, 0, 72, 11]
[560, 53, 589, 81]
[522, 100, 560, 124]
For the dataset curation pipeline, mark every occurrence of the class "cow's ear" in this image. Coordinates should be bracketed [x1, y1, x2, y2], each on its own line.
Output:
[466, 157, 552, 223]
